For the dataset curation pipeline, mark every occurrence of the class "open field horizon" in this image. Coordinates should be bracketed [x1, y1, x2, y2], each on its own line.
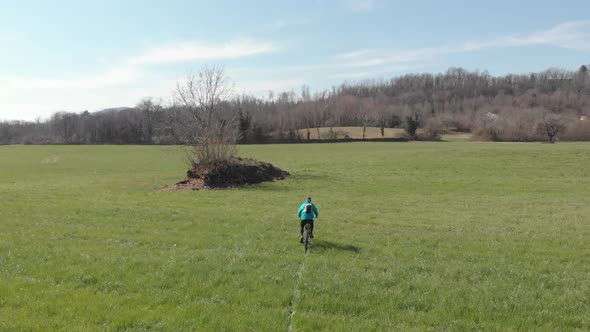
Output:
[1, 141, 589, 330]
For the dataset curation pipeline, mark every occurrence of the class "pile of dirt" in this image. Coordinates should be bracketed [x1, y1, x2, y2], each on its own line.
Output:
[162, 157, 289, 191]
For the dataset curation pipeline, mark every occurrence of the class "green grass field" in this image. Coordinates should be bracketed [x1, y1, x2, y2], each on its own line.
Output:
[1, 142, 589, 331]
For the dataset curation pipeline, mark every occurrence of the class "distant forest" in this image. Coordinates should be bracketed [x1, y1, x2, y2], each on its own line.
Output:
[1, 65, 589, 144]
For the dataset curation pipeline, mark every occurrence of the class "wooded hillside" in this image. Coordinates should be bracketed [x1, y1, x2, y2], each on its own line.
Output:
[2, 65, 589, 144]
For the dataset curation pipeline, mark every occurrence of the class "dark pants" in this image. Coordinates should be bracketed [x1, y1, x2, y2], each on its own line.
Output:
[300, 220, 314, 236]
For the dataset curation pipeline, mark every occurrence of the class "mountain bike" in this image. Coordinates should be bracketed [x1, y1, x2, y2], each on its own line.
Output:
[302, 222, 312, 253]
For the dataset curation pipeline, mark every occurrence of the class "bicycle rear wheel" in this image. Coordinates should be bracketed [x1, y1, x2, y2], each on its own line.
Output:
[304, 224, 311, 252]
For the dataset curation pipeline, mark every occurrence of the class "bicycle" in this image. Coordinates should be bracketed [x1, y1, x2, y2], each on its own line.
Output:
[302, 222, 312, 252]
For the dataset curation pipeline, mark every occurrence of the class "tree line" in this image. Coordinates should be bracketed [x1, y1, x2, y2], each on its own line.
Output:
[1, 65, 589, 145]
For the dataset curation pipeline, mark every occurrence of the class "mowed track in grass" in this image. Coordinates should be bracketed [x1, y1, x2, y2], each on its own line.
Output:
[0, 142, 589, 330]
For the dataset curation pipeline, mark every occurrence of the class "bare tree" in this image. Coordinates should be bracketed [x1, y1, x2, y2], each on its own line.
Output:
[51, 112, 79, 143]
[571, 65, 588, 105]
[174, 66, 233, 129]
[358, 104, 372, 140]
[136, 97, 163, 144]
[173, 66, 238, 163]
[537, 112, 564, 143]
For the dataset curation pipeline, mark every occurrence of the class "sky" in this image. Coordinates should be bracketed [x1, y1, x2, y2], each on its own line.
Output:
[1, 0, 589, 121]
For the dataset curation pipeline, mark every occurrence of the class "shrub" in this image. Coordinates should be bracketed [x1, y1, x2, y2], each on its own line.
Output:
[420, 118, 443, 141]
[323, 128, 338, 139]
[403, 114, 420, 139]
[535, 113, 565, 143]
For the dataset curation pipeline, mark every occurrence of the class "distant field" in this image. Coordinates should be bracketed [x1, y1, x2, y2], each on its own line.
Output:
[297, 126, 474, 141]
[296, 126, 406, 139]
[1, 142, 589, 330]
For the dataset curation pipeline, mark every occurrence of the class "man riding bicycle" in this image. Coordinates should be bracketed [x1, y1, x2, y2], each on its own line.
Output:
[297, 196, 319, 243]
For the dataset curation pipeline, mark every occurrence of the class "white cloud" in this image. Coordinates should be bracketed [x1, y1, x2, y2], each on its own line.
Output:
[503, 21, 590, 52]
[1, 65, 144, 90]
[128, 39, 276, 65]
[0, 75, 175, 121]
[336, 20, 590, 70]
[329, 64, 420, 79]
[0, 65, 149, 120]
[234, 78, 306, 96]
[0, 38, 277, 120]
[337, 49, 375, 59]
[1, 38, 276, 92]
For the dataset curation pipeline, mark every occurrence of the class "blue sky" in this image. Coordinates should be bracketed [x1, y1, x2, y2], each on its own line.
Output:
[1, 0, 589, 120]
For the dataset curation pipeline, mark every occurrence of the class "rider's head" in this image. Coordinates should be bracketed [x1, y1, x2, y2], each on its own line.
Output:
[306, 196, 311, 202]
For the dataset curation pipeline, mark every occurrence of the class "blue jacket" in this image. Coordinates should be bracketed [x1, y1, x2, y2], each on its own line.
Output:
[297, 198, 318, 221]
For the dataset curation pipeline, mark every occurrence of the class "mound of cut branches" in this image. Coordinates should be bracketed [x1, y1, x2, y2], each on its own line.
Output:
[164, 157, 289, 191]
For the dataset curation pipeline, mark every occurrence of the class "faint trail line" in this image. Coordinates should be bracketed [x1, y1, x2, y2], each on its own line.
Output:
[288, 253, 307, 332]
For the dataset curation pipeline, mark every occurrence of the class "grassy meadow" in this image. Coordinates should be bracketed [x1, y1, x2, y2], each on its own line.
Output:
[0, 142, 589, 330]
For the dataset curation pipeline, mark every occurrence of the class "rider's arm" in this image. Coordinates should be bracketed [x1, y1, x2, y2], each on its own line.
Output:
[313, 204, 318, 218]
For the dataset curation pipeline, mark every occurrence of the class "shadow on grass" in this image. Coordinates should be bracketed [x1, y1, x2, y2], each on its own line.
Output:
[248, 180, 292, 191]
[311, 239, 361, 253]
[247, 173, 328, 191]
[289, 172, 331, 181]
